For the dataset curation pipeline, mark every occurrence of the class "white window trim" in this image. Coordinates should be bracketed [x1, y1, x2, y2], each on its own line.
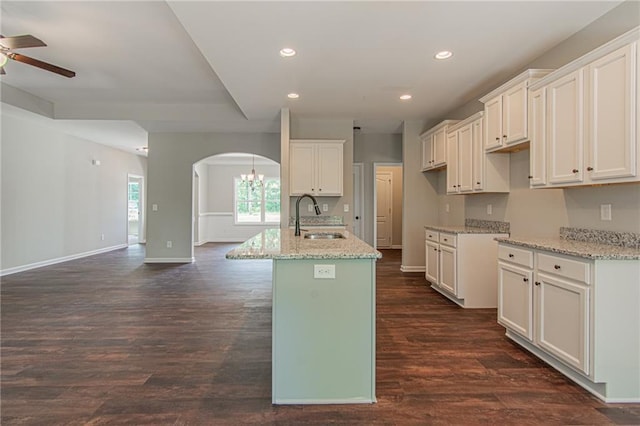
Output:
[233, 176, 280, 226]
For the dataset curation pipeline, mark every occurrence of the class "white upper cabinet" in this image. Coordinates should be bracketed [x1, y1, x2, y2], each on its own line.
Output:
[289, 139, 344, 196]
[420, 120, 459, 172]
[529, 28, 639, 188]
[446, 112, 510, 194]
[480, 69, 553, 153]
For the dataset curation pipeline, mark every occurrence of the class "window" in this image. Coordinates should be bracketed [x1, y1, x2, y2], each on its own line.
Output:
[234, 177, 280, 224]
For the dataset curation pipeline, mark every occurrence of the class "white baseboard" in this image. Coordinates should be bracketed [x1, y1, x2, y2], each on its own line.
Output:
[1, 244, 128, 277]
[144, 257, 195, 264]
[206, 238, 245, 243]
[400, 265, 426, 273]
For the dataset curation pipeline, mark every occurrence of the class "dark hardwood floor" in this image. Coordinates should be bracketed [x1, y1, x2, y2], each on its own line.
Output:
[2, 244, 639, 425]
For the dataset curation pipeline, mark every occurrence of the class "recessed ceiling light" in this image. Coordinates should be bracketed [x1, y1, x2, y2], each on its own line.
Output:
[280, 48, 296, 57]
[287, 93, 300, 99]
[434, 50, 453, 60]
[400, 94, 412, 100]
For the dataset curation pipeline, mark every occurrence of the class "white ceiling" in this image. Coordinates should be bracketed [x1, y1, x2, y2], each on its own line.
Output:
[0, 1, 624, 155]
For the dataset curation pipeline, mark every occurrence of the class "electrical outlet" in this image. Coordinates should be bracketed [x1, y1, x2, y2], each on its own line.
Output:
[445, 203, 450, 213]
[343, 204, 349, 212]
[308, 204, 313, 212]
[322, 204, 328, 212]
[152, 204, 158, 211]
[600, 204, 612, 221]
[101, 234, 105, 241]
[314, 264, 336, 279]
[166, 240, 172, 248]
[487, 204, 493, 215]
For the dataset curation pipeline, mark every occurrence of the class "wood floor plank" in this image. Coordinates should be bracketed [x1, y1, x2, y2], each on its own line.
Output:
[1, 244, 638, 425]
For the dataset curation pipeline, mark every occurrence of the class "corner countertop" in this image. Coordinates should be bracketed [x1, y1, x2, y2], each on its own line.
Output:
[496, 236, 640, 260]
[424, 225, 509, 235]
[225, 228, 382, 260]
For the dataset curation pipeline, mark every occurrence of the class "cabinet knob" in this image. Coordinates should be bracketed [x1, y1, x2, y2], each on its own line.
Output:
[572, 169, 579, 173]
[528, 175, 533, 179]
[503, 135, 507, 139]
[495, 137, 500, 141]
[535, 281, 541, 286]
[523, 278, 529, 283]
[434, 248, 438, 252]
[508, 253, 514, 258]
[554, 264, 561, 270]
[476, 182, 481, 185]
[444, 238, 448, 242]
[587, 167, 593, 171]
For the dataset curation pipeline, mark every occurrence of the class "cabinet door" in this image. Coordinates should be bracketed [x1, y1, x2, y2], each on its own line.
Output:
[587, 43, 637, 181]
[433, 128, 447, 166]
[472, 118, 484, 191]
[529, 87, 547, 186]
[316, 143, 343, 196]
[548, 69, 584, 185]
[421, 135, 434, 170]
[446, 131, 459, 194]
[535, 273, 590, 375]
[457, 124, 474, 192]
[425, 241, 439, 284]
[290, 143, 315, 195]
[484, 96, 503, 151]
[438, 245, 456, 295]
[503, 81, 528, 145]
[498, 262, 533, 340]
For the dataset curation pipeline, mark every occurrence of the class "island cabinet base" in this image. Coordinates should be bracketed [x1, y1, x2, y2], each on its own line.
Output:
[272, 258, 376, 405]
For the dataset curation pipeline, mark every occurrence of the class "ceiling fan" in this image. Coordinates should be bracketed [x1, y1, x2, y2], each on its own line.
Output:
[0, 34, 76, 78]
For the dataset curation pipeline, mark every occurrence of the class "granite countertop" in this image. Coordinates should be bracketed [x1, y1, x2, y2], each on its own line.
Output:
[425, 219, 510, 235]
[496, 236, 640, 260]
[424, 225, 509, 235]
[226, 228, 382, 260]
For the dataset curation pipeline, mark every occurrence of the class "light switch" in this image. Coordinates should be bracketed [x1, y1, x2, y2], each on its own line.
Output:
[445, 203, 450, 213]
[152, 204, 158, 211]
[343, 204, 349, 212]
[600, 204, 612, 221]
[487, 204, 493, 215]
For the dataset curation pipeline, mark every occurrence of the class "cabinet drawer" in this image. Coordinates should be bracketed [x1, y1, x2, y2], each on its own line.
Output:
[537, 253, 591, 284]
[425, 230, 439, 243]
[439, 233, 457, 247]
[498, 244, 533, 268]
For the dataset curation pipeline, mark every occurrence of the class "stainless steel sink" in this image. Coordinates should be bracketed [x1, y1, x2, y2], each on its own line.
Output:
[303, 232, 345, 239]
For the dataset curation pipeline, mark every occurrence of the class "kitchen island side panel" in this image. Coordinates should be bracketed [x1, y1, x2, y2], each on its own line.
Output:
[272, 258, 376, 404]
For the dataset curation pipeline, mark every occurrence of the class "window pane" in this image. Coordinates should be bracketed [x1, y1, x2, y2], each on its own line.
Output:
[236, 201, 262, 223]
[265, 179, 280, 201]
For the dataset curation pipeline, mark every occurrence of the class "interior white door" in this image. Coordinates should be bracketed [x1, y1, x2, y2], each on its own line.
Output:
[375, 172, 392, 248]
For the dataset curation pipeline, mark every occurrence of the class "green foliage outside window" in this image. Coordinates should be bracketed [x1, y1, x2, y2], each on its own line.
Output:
[235, 178, 280, 223]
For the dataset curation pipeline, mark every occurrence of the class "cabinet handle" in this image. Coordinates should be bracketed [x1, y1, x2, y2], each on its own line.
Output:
[587, 167, 593, 171]
[554, 264, 561, 270]
[572, 169, 579, 173]
[523, 278, 529, 283]
[535, 281, 541, 286]
[508, 253, 514, 258]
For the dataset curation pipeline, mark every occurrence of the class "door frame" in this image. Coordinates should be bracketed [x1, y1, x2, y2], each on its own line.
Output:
[127, 174, 145, 245]
[373, 162, 401, 249]
[352, 163, 364, 239]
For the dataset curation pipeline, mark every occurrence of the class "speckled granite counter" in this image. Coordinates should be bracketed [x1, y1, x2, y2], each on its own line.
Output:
[495, 236, 640, 260]
[425, 219, 510, 235]
[225, 228, 381, 260]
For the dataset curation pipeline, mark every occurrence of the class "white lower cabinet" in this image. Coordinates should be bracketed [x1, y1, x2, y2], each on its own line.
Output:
[425, 229, 507, 308]
[497, 242, 640, 402]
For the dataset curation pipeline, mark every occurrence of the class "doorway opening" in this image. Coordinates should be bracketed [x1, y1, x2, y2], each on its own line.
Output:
[373, 163, 402, 249]
[127, 174, 144, 245]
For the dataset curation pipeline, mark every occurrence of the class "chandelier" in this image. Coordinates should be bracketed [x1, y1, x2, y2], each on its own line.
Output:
[241, 155, 264, 188]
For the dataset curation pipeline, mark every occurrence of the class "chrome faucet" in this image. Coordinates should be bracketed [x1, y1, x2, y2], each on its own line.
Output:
[295, 193, 321, 236]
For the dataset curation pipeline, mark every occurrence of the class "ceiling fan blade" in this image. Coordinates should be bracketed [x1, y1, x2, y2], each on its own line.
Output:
[8, 53, 75, 78]
[0, 34, 46, 49]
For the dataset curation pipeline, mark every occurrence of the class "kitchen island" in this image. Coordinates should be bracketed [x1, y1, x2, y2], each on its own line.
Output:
[226, 228, 381, 405]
